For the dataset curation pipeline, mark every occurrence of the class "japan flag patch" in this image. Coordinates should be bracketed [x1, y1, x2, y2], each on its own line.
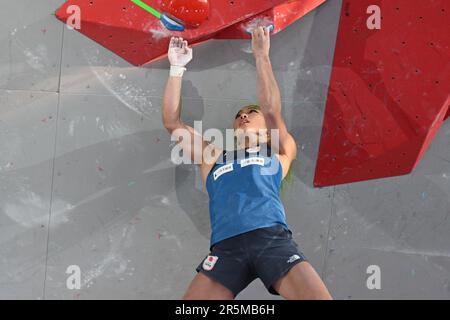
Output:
[202, 255, 219, 271]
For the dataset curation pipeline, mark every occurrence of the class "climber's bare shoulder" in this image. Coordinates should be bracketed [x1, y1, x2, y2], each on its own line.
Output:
[200, 143, 223, 186]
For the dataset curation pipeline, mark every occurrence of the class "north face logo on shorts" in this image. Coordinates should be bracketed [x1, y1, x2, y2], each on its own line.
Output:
[287, 254, 301, 263]
[203, 255, 219, 271]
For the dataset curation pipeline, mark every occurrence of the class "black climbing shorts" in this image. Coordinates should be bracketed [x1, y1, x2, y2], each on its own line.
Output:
[195, 224, 308, 297]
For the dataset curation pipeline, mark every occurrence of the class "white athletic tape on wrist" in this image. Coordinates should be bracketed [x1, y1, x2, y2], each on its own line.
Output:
[170, 65, 187, 77]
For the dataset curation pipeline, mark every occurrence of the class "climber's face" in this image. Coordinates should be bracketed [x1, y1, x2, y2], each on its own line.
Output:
[233, 105, 269, 143]
[233, 105, 269, 145]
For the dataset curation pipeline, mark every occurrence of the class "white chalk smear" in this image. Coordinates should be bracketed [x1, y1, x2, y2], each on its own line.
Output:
[68, 120, 75, 137]
[240, 43, 253, 54]
[82, 224, 135, 288]
[150, 194, 171, 206]
[142, 159, 175, 174]
[4, 190, 70, 228]
[149, 28, 171, 40]
[368, 246, 450, 259]
[241, 16, 274, 33]
[158, 230, 182, 249]
[145, 20, 172, 41]
[4, 185, 118, 230]
[237, 16, 273, 54]
[23, 44, 49, 73]
[83, 51, 156, 120]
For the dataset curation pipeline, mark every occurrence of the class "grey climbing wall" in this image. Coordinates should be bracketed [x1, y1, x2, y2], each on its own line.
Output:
[0, 0, 449, 300]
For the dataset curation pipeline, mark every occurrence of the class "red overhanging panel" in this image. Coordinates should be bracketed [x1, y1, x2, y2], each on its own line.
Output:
[314, 0, 450, 187]
[55, 0, 326, 66]
[215, 0, 326, 39]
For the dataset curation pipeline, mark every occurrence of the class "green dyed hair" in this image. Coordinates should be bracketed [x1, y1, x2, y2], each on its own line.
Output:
[279, 158, 297, 197]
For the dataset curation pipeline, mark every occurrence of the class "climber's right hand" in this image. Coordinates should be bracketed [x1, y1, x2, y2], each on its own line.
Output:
[168, 37, 193, 67]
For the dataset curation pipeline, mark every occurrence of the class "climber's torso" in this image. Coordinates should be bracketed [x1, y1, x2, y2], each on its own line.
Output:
[203, 143, 291, 247]
[200, 145, 289, 188]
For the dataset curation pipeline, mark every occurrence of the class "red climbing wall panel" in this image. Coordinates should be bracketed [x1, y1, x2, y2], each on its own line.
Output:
[55, 0, 305, 66]
[215, 0, 326, 39]
[314, 0, 450, 187]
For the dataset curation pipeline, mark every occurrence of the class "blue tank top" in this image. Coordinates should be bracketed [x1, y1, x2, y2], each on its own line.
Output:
[205, 142, 290, 249]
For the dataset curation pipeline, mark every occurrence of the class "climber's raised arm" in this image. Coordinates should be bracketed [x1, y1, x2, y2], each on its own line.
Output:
[162, 37, 217, 166]
[252, 26, 297, 165]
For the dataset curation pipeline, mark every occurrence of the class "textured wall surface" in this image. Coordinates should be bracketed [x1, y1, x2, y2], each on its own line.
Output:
[315, 0, 449, 187]
[0, 0, 449, 299]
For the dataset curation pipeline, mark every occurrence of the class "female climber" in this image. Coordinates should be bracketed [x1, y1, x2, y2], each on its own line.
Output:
[162, 26, 332, 300]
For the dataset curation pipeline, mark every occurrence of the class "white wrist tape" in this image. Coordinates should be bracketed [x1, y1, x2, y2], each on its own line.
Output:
[170, 65, 187, 77]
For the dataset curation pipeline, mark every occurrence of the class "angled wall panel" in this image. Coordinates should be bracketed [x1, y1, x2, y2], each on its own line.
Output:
[314, 0, 450, 187]
[215, 0, 326, 39]
[55, 0, 304, 66]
